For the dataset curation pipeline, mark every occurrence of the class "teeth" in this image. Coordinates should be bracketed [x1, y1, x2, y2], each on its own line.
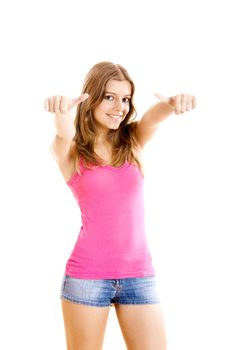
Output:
[107, 114, 122, 119]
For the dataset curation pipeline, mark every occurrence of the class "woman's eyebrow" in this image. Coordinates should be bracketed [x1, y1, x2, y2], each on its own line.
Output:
[105, 91, 131, 97]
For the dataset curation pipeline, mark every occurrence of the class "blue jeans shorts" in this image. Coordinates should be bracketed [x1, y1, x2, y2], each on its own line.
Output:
[60, 275, 160, 307]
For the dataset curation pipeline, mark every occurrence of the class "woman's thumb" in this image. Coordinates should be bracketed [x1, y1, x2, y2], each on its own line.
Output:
[71, 93, 89, 107]
[154, 93, 170, 103]
[154, 93, 175, 109]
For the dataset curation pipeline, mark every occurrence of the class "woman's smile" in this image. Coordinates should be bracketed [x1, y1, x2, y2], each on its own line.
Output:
[106, 113, 123, 120]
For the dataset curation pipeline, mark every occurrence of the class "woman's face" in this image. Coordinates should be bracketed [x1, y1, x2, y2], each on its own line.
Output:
[93, 79, 132, 133]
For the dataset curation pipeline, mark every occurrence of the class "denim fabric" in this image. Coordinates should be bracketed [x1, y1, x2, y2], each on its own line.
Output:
[60, 275, 160, 307]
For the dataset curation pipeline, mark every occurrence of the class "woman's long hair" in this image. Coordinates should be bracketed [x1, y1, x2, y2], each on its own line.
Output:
[72, 61, 144, 175]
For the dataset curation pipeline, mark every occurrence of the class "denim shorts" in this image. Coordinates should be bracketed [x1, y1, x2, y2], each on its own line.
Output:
[60, 274, 160, 307]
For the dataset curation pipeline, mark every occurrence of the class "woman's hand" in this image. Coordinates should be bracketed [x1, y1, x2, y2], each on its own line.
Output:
[44, 93, 89, 114]
[154, 93, 196, 115]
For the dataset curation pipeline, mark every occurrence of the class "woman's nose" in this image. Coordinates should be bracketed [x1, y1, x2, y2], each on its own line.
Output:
[114, 99, 124, 111]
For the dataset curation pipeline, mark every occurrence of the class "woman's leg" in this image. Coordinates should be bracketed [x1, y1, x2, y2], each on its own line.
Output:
[114, 303, 167, 350]
[61, 299, 110, 350]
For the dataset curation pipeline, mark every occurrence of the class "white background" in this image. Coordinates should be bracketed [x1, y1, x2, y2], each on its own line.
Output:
[0, 0, 232, 349]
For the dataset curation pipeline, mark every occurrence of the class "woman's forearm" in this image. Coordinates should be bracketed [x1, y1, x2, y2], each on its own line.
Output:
[53, 112, 76, 141]
[142, 101, 174, 127]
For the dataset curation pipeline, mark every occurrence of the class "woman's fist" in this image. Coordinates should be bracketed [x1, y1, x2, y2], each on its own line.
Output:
[44, 93, 89, 114]
[154, 93, 196, 115]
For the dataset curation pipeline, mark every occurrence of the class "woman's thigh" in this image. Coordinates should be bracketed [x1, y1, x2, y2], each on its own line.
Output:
[112, 276, 165, 349]
[61, 299, 110, 350]
[60, 275, 114, 349]
[115, 303, 167, 350]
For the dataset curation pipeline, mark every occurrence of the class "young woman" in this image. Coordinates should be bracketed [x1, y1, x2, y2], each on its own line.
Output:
[44, 61, 196, 350]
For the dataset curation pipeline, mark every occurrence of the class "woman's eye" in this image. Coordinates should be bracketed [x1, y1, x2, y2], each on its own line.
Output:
[104, 95, 130, 103]
[104, 95, 113, 101]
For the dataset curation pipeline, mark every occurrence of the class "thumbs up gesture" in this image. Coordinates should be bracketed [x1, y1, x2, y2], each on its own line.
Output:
[44, 93, 89, 114]
[154, 93, 196, 115]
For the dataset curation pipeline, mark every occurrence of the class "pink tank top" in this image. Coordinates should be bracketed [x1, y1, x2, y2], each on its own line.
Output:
[64, 159, 156, 279]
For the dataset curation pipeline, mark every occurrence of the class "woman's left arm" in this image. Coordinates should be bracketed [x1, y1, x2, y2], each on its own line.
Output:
[135, 93, 197, 148]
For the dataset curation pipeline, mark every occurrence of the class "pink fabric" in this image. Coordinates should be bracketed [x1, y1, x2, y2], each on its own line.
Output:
[64, 160, 155, 279]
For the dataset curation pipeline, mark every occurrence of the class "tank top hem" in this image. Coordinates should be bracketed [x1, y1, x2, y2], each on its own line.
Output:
[64, 269, 156, 280]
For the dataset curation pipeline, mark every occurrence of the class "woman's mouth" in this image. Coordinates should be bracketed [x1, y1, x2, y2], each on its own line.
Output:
[107, 114, 123, 120]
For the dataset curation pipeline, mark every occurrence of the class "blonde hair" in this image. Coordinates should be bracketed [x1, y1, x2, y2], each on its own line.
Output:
[73, 61, 144, 175]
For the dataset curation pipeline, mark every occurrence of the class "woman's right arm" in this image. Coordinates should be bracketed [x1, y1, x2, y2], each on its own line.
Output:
[44, 94, 89, 162]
